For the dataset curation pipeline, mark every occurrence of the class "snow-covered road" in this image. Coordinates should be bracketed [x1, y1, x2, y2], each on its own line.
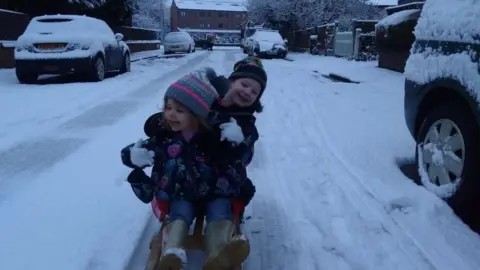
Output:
[1, 49, 480, 270]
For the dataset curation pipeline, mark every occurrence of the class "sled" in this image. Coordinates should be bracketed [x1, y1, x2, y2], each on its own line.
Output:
[145, 208, 245, 270]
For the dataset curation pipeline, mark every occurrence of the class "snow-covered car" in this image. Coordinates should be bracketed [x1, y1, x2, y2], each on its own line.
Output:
[163, 31, 195, 54]
[244, 30, 288, 59]
[403, 0, 480, 230]
[14, 14, 130, 84]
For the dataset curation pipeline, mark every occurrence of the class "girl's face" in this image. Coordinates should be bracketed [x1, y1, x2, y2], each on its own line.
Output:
[228, 77, 261, 107]
[164, 99, 198, 132]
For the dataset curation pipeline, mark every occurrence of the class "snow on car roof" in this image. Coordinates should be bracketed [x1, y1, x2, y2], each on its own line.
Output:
[33, 14, 103, 22]
[175, 0, 246, 12]
[404, 0, 480, 103]
[414, 0, 480, 43]
[26, 14, 111, 34]
[376, 9, 421, 29]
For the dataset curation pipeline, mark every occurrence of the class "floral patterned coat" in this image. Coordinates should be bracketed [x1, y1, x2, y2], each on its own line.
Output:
[125, 126, 247, 202]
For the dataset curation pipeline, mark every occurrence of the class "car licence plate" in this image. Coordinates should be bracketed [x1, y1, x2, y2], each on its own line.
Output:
[43, 66, 58, 71]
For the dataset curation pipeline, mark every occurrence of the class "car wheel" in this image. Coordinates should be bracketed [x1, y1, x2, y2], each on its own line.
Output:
[89, 55, 105, 82]
[16, 69, 38, 84]
[415, 101, 480, 229]
[120, 53, 130, 74]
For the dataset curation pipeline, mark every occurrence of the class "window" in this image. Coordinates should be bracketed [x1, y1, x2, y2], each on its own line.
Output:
[207, 24, 210, 28]
[207, 12, 211, 17]
[199, 12, 205, 17]
[218, 12, 223, 18]
[200, 24, 204, 28]
[218, 23, 223, 28]
[180, 11, 186, 16]
[235, 14, 240, 18]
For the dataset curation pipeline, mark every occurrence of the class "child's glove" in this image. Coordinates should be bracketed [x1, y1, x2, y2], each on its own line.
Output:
[130, 139, 155, 167]
[220, 118, 244, 145]
[127, 169, 154, 204]
[151, 198, 169, 221]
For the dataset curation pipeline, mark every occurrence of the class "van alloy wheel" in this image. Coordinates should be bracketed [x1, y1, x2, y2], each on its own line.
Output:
[420, 118, 465, 187]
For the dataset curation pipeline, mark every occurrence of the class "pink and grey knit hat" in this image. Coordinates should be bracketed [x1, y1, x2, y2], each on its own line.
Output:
[164, 68, 219, 118]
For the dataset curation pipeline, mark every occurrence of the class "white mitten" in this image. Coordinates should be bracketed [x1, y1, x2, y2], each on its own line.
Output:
[130, 139, 155, 167]
[219, 118, 244, 145]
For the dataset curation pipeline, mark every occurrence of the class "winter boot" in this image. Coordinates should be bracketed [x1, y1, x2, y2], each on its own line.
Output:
[156, 220, 189, 270]
[203, 220, 250, 270]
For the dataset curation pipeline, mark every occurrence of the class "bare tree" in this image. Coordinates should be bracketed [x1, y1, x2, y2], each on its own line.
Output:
[248, 0, 385, 31]
[68, 0, 107, 9]
[131, 0, 164, 30]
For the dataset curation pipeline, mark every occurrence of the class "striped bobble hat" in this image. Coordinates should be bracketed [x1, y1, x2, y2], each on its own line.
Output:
[164, 67, 219, 118]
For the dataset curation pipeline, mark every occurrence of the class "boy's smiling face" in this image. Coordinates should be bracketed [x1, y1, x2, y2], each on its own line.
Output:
[228, 77, 261, 107]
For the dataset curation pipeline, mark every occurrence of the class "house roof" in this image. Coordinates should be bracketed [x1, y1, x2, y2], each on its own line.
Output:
[174, 0, 247, 12]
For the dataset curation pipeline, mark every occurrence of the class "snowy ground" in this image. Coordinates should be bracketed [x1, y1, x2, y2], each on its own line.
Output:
[1, 49, 480, 270]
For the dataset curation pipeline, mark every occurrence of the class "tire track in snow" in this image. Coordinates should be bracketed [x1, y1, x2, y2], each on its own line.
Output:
[299, 68, 438, 269]
[242, 58, 437, 270]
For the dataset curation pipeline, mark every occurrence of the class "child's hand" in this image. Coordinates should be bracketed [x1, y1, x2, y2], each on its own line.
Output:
[130, 139, 155, 167]
[220, 118, 244, 145]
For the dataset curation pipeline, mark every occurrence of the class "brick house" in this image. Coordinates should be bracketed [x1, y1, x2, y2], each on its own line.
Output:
[170, 0, 247, 43]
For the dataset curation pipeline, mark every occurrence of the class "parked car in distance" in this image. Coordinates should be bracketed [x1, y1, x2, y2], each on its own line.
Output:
[244, 29, 288, 59]
[403, 0, 480, 231]
[14, 14, 130, 84]
[163, 31, 195, 54]
[191, 34, 213, 50]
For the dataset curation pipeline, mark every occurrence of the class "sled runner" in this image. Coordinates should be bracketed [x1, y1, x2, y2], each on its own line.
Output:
[145, 205, 246, 270]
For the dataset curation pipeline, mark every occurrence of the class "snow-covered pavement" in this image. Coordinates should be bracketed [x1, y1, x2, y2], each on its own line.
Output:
[1, 49, 480, 270]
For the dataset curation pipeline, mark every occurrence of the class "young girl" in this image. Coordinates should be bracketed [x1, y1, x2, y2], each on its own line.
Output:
[140, 57, 268, 212]
[123, 69, 250, 270]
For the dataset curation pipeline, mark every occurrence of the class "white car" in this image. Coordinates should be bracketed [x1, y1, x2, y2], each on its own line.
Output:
[244, 30, 288, 59]
[15, 14, 130, 84]
[163, 31, 196, 54]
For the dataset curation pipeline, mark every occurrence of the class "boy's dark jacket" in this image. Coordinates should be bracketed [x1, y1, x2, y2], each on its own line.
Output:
[123, 122, 247, 202]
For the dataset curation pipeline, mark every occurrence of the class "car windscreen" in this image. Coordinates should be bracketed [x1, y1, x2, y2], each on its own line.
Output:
[25, 18, 88, 34]
[165, 33, 187, 42]
[254, 31, 284, 43]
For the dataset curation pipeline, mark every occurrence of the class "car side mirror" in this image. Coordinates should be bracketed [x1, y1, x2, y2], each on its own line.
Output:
[284, 38, 288, 43]
[115, 33, 124, 41]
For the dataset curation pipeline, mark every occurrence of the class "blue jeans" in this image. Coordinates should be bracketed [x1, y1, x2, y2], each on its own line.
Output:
[167, 198, 233, 225]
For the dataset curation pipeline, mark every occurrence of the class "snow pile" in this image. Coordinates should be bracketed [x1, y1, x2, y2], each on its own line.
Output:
[414, 0, 480, 43]
[376, 9, 420, 30]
